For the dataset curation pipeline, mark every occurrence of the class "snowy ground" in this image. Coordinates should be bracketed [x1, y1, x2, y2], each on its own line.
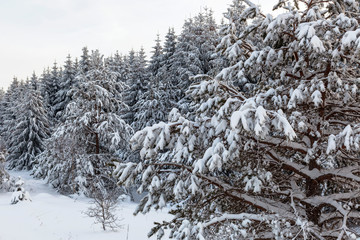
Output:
[0, 170, 170, 240]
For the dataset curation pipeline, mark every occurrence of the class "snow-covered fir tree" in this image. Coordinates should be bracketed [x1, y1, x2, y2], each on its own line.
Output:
[0, 151, 9, 189]
[123, 48, 150, 126]
[6, 78, 50, 170]
[41, 62, 61, 125]
[34, 50, 132, 196]
[215, 0, 263, 91]
[53, 54, 77, 122]
[130, 38, 168, 132]
[10, 176, 31, 204]
[39, 68, 50, 99]
[0, 89, 5, 151]
[154, 28, 178, 113]
[111, 51, 128, 83]
[114, 0, 360, 239]
[29, 72, 41, 91]
[78, 46, 91, 75]
[105, 52, 128, 104]
[0, 88, 4, 104]
[169, 10, 219, 110]
[131, 80, 168, 132]
[158, 28, 177, 73]
[0, 78, 24, 150]
[148, 34, 163, 77]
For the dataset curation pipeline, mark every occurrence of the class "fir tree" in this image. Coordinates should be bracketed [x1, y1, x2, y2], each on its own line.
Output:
[79, 46, 91, 75]
[123, 49, 150, 125]
[0, 150, 8, 189]
[41, 63, 61, 125]
[29, 72, 40, 91]
[7, 78, 50, 170]
[34, 50, 132, 195]
[148, 34, 163, 77]
[132, 38, 169, 132]
[54, 54, 77, 122]
[169, 10, 218, 105]
[157, 28, 176, 77]
[39, 68, 51, 102]
[0, 78, 22, 149]
[154, 28, 178, 113]
[132, 81, 168, 132]
[0, 89, 5, 151]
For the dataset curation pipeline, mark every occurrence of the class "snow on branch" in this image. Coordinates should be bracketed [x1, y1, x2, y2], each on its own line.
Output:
[267, 150, 360, 182]
[230, 98, 297, 140]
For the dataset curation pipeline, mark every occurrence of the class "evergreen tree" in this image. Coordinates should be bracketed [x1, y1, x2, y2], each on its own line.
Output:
[154, 28, 178, 113]
[132, 37, 169, 132]
[170, 17, 202, 100]
[157, 28, 176, 75]
[74, 57, 79, 73]
[34, 50, 132, 195]
[78, 46, 91, 75]
[39, 68, 50, 101]
[114, 1, 360, 238]
[0, 78, 22, 148]
[123, 49, 150, 125]
[148, 34, 163, 77]
[7, 78, 50, 170]
[169, 10, 218, 105]
[0, 152, 9, 189]
[0, 87, 6, 149]
[105, 52, 127, 100]
[215, 0, 260, 91]
[54, 55, 77, 122]
[29, 72, 40, 91]
[41, 63, 61, 125]
[112, 51, 128, 83]
[132, 82, 168, 132]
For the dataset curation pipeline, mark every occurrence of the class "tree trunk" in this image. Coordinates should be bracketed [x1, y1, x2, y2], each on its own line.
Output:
[95, 132, 100, 155]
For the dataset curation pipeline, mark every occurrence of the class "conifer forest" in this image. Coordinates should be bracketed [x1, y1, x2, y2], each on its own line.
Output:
[1, 0, 360, 239]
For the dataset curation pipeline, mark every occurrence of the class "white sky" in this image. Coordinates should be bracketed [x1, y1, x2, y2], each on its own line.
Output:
[0, 0, 278, 90]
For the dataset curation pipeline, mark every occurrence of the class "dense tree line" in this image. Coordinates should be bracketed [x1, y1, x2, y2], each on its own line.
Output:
[1, 0, 360, 239]
[0, 9, 219, 196]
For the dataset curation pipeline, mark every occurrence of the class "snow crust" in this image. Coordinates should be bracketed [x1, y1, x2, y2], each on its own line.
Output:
[0, 170, 171, 240]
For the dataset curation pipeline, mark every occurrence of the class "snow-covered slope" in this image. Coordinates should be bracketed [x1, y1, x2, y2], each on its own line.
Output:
[0, 170, 170, 240]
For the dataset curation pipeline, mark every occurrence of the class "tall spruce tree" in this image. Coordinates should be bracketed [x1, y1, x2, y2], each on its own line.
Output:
[0, 88, 6, 151]
[169, 10, 218, 105]
[155, 28, 178, 113]
[0, 78, 22, 149]
[123, 49, 150, 126]
[79, 47, 91, 75]
[148, 34, 163, 77]
[34, 50, 132, 195]
[131, 83, 168, 132]
[41, 63, 61, 125]
[54, 55, 77, 122]
[7, 78, 49, 170]
[130, 37, 167, 132]
[158, 28, 177, 74]
[29, 72, 41, 90]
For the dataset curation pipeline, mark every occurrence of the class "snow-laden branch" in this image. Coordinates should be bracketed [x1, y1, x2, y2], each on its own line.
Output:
[147, 161, 296, 218]
[201, 213, 277, 228]
[267, 150, 360, 182]
[300, 191, 360, 206]
[255, 136, 308, 154]
[198, 213, 278, 239]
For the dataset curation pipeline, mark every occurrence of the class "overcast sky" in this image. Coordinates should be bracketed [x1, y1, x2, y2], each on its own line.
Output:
[0, 0, 278, 90]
